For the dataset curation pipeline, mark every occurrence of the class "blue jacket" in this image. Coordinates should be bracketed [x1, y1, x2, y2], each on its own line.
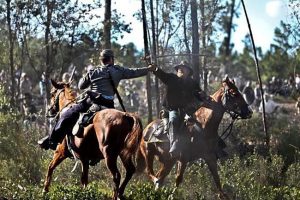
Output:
[78, 64, 149, 99]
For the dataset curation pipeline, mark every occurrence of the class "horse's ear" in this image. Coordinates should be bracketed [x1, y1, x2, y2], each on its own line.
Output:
[222, 76, 230, 83]
[51, 79, 64, 89]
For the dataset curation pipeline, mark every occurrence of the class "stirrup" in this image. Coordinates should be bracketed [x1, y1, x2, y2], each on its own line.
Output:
[72, 113, 89, 137]
[72, 123, 84, 138]
[38, 136, 50, 150]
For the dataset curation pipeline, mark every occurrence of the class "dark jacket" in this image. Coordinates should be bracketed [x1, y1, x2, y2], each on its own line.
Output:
[154, 68, 201, 111]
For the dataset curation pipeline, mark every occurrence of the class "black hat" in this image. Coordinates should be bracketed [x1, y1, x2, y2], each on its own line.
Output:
[174, 61, 193, 76]
[100, 49, 114, 58]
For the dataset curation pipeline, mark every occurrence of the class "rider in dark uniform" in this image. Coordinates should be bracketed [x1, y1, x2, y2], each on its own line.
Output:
[152, 61, 207, 157]
[38, 49, 156, 150]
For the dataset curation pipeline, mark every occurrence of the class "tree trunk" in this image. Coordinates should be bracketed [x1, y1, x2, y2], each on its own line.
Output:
[43, 0, 56, 134]
[103, 0, 111, 49]
[190, 0, 200, 83]
[225, 0, 235, 57]
[45, 0, 56, 101]
[141, 0, 153, 123]
[200, 0, 207, 92]
[150, 0, 160, 117]
[183, 0, 191, 63]
[6, 0, 16, 107]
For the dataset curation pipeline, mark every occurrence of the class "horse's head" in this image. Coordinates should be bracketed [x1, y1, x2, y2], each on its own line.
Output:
[221, 77, 252, 119]
[47, 79, 76, 117]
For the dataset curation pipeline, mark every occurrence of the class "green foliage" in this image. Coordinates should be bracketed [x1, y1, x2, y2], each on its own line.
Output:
[45, 182, 111, 200]
[0, 101, 300, 199]
[126, 182, 184, 200]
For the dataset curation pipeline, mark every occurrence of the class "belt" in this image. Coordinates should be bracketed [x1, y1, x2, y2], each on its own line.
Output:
[102, 94, 114, 100]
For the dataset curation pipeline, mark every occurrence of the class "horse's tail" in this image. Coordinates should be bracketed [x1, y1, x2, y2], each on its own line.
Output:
[121, 113, 143, 160]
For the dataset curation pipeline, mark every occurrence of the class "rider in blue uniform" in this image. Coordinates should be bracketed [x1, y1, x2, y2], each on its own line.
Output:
[38, 49, 156, 150]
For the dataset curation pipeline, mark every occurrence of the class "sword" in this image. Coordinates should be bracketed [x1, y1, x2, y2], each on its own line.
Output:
[68, 66, 76, 84]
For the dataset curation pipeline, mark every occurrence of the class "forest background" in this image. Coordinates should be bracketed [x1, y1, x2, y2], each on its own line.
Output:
[0, 0, 300, 199]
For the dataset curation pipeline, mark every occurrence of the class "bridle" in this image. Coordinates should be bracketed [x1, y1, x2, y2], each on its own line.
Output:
[221, 85, 244, 120]
[47, 88, 65, 117]
[219, 85, 242, 141]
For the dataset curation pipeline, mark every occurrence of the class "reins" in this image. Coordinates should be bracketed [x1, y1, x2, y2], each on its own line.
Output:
[219, 114, 239, 141]
[219, 85, 242, 141]
[47, 88, 76, 119]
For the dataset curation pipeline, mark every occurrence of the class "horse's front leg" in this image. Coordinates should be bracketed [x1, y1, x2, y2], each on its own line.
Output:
[175, 161, 187, 187]
[205, 155, 229, 200]
[81, 159, 90, 188]
[155, 157, 176, 190]
[43, 146, 67, 193]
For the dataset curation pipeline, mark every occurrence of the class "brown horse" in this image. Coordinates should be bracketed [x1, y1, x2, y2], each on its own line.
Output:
[136, 77, 252, 199]
[43, 80, 143, 200]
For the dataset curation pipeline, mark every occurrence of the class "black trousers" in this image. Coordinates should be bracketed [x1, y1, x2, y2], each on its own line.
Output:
[49, 97, 114, 143]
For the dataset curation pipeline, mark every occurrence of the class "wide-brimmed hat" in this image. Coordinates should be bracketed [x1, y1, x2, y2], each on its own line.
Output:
[174, 61, 193, 76]
[100, 49, 114, 58]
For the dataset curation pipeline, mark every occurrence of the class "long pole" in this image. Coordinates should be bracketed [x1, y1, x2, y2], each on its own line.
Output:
[141, 0, 153, 123]
[150, 0, 160, 117]
[241, 0, 269, 149]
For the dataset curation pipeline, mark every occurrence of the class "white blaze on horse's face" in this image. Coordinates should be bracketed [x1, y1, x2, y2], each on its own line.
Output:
[222, 79, 253, 119]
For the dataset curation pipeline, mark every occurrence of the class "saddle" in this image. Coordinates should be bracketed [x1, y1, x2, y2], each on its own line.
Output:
[145, 113, 200, 143]
[148, 110, 170, 141]
[144, 120, 168, 143]
[72, 91, 107, 137]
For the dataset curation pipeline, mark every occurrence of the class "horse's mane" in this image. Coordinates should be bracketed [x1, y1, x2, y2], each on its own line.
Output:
[194, 82, 228, 127]
[55, 81, 76, 101]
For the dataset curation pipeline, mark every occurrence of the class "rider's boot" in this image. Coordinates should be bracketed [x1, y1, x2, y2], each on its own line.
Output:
[168, 123, 180, 158]
[37, 135, 58, 150]
[38, 114, 70, 150]
[38, 135, 51, 150]
[162, 118, 169, 134]
[38, 119, 59, 150]
[39, 100, 85, 150]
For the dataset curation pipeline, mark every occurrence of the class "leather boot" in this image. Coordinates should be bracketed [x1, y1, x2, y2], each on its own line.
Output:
[168, 123, 180, 158]
[38, 136, 50, 150]
[38, 135, 57, 150]
[162, 118, 169, 134]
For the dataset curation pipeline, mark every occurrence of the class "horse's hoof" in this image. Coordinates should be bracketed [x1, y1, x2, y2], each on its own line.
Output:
[153, 177, 159, 185]
[218, 192, 230, 200]
[154, 182, 160, 191]
[117, 196, 125, 200]
[154, 179, 163, 190]
[42, 189, 48, 195]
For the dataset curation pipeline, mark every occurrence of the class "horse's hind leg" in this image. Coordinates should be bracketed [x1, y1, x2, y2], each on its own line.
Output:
[144, 146, 158, 183]
[81, 160, 90, 188]
[175, 161, 187, 187]
[118, 154, 135, 198]
[103, 147, 121, 200]
[43, 149, 67, 193]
